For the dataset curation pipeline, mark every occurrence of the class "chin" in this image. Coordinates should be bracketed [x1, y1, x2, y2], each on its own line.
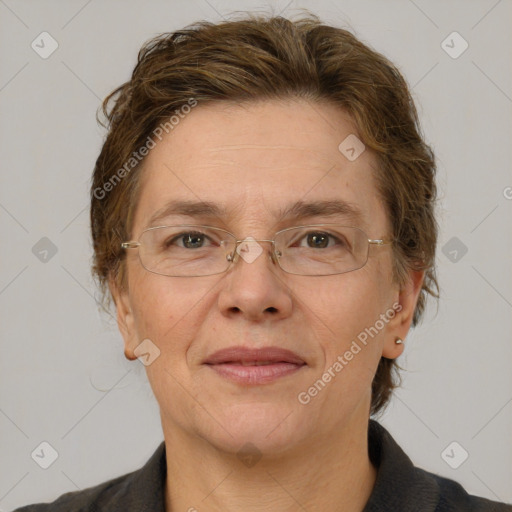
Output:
[203, 401, 309, 456]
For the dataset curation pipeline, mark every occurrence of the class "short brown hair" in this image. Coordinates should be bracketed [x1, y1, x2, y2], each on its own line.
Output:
[90, 12, 438, 415]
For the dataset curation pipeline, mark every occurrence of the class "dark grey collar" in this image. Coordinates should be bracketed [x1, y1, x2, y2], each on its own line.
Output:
[363, 420, 439, 511]
[123, 420, 505, 512]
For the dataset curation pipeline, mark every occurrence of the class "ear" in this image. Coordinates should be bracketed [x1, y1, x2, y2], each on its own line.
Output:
[382, 269, 424, 359]
[109, 277, 138, 361]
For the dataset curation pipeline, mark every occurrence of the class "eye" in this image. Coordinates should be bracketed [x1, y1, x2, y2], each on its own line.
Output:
[165, 231, 213, 249]
[297, 231, 345, 249]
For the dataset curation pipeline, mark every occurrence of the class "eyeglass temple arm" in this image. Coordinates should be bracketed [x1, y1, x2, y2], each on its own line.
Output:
[368, 238, 393, 246]
[121, 241, 141, 249]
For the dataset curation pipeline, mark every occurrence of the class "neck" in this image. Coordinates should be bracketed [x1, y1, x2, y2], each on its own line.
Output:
[163, 416, 377, 512]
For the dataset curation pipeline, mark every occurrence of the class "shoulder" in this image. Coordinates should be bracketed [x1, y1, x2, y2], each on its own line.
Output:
[425, 467, 511, 512]
[11, 441, 167, 512]
[11, 472, 132, 512]
[366, 420, 512, 512]
[431, 469, 512, 511]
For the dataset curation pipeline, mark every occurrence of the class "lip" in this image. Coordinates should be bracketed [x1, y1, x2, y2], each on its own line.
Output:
[204, 346, 305, 365]
[204, 346, 306, 385]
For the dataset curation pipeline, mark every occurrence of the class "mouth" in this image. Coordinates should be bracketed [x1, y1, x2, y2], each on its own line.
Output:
[204, 346, 306, 385]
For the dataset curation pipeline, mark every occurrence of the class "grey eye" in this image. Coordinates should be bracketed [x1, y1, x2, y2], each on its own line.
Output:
[165, 231, 212, 249]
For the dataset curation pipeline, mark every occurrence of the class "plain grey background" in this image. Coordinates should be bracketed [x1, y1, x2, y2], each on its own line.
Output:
[1, 0, 511, 509]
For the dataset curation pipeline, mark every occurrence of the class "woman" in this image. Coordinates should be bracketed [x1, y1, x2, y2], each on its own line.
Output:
[15, 12, 511, 512]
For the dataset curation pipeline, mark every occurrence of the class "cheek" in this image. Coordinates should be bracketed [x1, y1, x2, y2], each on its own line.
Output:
[292, 267, 392, 378]
[128, 269, 185, 343]
[297, 268, 385, 335]
[129, 269, 220, 357]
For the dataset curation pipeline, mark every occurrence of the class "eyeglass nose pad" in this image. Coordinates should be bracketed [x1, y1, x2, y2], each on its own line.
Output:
[272, 248, 282, 265]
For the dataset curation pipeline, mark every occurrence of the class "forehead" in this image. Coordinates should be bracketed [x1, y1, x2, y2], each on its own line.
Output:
[133, 99, 387, 235]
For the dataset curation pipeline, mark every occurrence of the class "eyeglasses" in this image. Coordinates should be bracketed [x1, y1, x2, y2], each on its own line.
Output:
[121, 224, 393, 277]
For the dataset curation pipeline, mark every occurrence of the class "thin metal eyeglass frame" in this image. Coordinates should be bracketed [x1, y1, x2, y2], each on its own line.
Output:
[120, 224, 394, 277]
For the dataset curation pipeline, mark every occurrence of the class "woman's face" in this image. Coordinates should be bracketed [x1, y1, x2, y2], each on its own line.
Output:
[112, 99, 421, 455]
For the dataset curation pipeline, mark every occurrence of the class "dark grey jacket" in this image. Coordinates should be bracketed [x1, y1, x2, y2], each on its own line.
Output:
[13, 420, 511, 511]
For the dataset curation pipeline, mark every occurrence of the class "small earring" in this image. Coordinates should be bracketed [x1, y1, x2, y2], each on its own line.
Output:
[395, 338, 403, 345]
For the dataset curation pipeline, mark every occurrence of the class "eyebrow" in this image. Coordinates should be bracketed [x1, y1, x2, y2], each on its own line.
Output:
[147, 199, 363, 227]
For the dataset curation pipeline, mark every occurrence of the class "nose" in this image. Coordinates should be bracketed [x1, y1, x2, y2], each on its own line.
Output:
[217, 238, 292, 322]
[226, 238, 281, 267]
